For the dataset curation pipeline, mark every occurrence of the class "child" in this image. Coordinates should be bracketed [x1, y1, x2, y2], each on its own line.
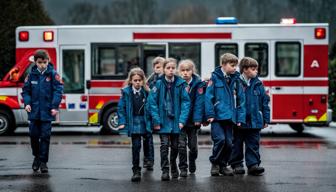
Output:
[117, 67, 151, 182]
[177, 59, 205, 176]
[148, 58, 191, 181]
[22, 49, 63, 173]
[230, 57, 270, 176]
[205, 53, 245, 176]
[140, 56, 164, 170]
[147, 56, 164, 89]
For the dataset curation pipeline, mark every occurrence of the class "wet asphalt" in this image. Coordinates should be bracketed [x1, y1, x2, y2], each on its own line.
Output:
[1, 124, 336, 192]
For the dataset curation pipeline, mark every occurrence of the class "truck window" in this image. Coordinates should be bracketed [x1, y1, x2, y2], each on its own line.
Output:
[92, 44, 141, 79]
[62, 50, 85, 93]
[169, 43, 201, 73]
[215, 43, 238, 67]
[275, 42, 301, 77]
[245, 43, 268, 77]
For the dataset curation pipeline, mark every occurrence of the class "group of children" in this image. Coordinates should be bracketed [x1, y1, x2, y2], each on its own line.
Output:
[117, 53, 270, 182]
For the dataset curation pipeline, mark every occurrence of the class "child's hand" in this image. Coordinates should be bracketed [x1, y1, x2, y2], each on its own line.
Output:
[263, 124, 268, 128]
[25, 105, 31, 112]
[207, 118, 214, 123]
[154, 125, 161, 130]
[194, 122, 201, 126]
[118, 125, 125, 129]
[51, 109, 58, 116]
[236, 122, 241, 127]
[179, 123, 184, 129]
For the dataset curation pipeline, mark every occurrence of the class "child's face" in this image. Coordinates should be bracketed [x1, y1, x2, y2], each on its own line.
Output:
[153, 63, 163, 74]
[244, 67, 258, 78]
[36, 58, 49, 71]
[164, 62, 176, 78]
[179, 65, 193, 81]
[222, 62, 237, 74]
[131, 74, 143, 89]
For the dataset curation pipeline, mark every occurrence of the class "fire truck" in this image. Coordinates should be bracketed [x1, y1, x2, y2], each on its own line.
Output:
[0, 18, 329, 135]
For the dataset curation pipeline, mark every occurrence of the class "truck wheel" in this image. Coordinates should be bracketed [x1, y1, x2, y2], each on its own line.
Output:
[0, 109, 15, 135]
[100, 107, 119, 135]
[289, 123, 304, 134]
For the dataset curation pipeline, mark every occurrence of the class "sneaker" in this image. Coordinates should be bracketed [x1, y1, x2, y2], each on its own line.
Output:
[180, 169, 188, 177]
[210, 164, 220, 176]
[233, 165, 245, 175]
[161, 171, 170, 181]
[248, 165, 265, 176]
[131, 169, 141, 182]
[32, 157, 40, 172]
[189, 160, 196, 173]
[219, 166, 234, 176]
[143, 159, 149, 168]
[40, 162, 48, 173]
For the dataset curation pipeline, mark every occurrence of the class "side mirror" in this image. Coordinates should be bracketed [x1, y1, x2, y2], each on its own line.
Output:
[9, 67, 20, 82]
[86, 80, 91, 89]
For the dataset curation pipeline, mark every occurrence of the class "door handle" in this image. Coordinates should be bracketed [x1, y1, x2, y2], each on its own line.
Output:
[274, 87, 282, 90]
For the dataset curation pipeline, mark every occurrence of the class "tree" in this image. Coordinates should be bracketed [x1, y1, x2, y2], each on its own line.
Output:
[166, 4, 211, 24]
[0, 0, 53, 79]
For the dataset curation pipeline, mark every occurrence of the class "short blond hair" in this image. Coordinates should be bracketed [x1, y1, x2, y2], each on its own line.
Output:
[178, 59, 198, 75]
[239, 57, 259, 73]
[152, 56, 165, 68]
[220, 53, 238, 66]
[163, 58, 177, 69]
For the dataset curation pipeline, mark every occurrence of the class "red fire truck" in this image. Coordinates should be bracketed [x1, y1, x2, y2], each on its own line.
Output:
[0, 18, 329, 135]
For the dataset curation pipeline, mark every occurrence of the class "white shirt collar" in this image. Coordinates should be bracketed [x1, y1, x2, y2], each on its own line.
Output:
[37, 68, 47, 75]
[186, 76, 193, 85]
[132, 86, 141, 94]
[221, 68, 229, 78]
[165, 76, 175, 83]
[241, 74, 251, 86]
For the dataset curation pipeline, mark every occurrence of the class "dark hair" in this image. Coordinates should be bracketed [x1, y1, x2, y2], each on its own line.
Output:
[34, 49, 50, 62]
[239, 57, 259, 73]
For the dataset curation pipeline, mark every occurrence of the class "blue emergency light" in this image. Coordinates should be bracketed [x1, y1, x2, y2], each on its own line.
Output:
[216, 17, 238, 24]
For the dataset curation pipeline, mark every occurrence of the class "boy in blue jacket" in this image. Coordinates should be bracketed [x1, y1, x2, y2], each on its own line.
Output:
[205, 53, 245, 176]
[178, 59, 206, 176]
[148, 58, 191, 181]
[22, 49, 63, 173]
[230, 57, 270, 176]
[117, 68, 152, 182]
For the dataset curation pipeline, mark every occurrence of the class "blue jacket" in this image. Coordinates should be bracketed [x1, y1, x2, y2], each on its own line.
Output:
[205, 67, 246, 124]
[22, 64, 63, 121]
[239, 76, 270, 129]
[185, 74, 206, 126]
[148, 75, 191, 134]
[117, 86, 151, 135]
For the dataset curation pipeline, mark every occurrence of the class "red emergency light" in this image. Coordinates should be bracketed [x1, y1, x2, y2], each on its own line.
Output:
[19, 31, 29, 41]
[315, 28, 326, 39]
[43, 31, 54, 42]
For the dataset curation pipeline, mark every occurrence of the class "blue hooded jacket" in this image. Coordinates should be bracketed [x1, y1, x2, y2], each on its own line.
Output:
[147, 75, 191, 134]
[22, 64, 63, 121]
[185, 74, 206, 126]
[239, 75, 270, 129]
[117, 86, 151, 135]
[205, 66, 246, 124]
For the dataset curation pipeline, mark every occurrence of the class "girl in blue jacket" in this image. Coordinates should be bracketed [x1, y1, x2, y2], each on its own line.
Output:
[117, 67, 151, 182]
[177, 59, 206, 176]
[148, 58, 191, 181]
[230, 57, 270, 176]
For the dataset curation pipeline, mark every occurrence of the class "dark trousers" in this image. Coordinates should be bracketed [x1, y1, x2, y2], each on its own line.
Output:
[230, 128, 261, 168]
[131, 134, 143, 171]
[179, 126, 199, 170]
[29, 120, 52, 163]
[143, 133, 154, 162]
[209, 120, 233, 166]
[159, 134, 179, 172]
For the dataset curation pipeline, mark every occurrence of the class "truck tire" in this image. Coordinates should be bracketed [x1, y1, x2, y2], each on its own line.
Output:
[0, 109, 16, 136]
[100, 107, 119, 135]
[289, 123, 304, 134]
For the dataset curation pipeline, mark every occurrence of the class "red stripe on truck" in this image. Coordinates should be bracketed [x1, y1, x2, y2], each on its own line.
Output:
[133, 32, 232, 39]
